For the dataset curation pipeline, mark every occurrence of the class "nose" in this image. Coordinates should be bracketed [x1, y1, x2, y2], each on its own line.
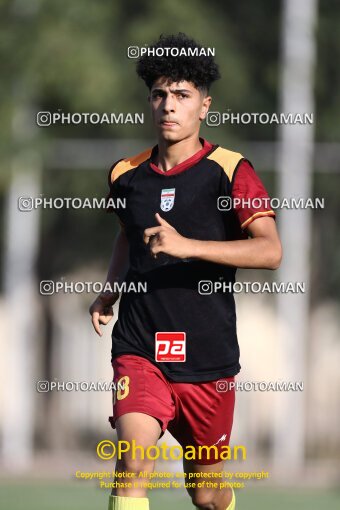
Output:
[162, 93, 176, 113]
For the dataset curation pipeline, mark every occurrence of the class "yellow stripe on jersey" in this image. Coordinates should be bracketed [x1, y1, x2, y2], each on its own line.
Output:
[111, 148, 153, 183]
[241, 210, 276, 230]
[207, 147, 244, 181]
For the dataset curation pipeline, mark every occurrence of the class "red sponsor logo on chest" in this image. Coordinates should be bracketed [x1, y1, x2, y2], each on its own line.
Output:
[155, 332, 186, 362]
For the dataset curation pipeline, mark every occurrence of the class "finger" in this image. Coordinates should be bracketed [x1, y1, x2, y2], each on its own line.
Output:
[143, 226, 162, 243]
[150, 244, 163, 256]
[99, 312, 113, 325]
[149, 234, 160, 248]
[149, 246, 158, 259]
[155, 213, 175, 229]
[91, 312, 103, 337]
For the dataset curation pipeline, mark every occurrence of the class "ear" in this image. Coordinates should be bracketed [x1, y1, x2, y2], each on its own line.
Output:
[199, 96, 212, 120]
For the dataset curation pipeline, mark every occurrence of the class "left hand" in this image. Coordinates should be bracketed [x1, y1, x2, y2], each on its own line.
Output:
[144, 213, 194, 259]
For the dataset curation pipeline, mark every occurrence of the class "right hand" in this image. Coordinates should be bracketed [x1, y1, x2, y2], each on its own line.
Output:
[89, 292, 119, 337]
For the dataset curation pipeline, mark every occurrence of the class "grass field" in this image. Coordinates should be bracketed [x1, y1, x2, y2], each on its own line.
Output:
[1, 482, 340, 510]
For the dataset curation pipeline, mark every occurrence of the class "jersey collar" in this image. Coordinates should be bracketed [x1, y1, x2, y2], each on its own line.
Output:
[149, 138, 216, 176]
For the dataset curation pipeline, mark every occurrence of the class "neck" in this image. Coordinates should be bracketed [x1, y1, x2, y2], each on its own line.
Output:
[156, 135, 203, 172]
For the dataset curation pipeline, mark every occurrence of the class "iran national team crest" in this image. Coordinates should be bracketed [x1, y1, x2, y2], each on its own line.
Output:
[160, 188, 176, 212]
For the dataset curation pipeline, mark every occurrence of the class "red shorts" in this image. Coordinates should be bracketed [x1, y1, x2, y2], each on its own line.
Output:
[108, 354, 235, 465]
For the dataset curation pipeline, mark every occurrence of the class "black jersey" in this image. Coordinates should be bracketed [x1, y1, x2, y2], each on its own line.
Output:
[107, 138, 275, 382]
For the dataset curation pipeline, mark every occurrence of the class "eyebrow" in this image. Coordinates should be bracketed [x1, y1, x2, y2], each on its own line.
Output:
[151, 88, 192, 94]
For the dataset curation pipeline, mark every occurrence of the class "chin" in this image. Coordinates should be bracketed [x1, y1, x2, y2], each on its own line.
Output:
[158, 130, 183, 144]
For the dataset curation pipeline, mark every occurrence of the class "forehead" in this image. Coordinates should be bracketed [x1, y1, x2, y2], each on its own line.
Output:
[151, 77, 198, 93]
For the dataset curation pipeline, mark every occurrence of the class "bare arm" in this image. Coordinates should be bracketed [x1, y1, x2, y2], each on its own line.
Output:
[144, 213, 282, 270]
[186, 217, 282, 269]
[89, 227, 129, 336]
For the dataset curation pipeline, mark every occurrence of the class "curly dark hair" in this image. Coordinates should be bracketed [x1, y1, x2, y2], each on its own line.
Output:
[136, 33, 220, 93]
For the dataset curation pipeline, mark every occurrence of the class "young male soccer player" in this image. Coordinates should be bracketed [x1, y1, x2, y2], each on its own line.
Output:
[90, 33, 282, 510]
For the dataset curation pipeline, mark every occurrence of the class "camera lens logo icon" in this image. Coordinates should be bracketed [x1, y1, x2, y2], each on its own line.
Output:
[127, 46, 140, 58]
[217, 196, 232, 211]
[198, 280, 213, 295]
[37, 380, 49, 392]
[206, 112, 221, 126]
[216, 380, 228, 392]
[18, 197, 34, 211]
[37, 111, 52, 126]
[40, 281, 55, 295]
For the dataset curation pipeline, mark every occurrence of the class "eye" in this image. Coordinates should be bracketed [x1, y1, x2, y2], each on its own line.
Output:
[152, 92, 163, 99]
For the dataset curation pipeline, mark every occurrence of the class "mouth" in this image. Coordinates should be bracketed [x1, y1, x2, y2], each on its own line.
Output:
[160, 120, 178, 127]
